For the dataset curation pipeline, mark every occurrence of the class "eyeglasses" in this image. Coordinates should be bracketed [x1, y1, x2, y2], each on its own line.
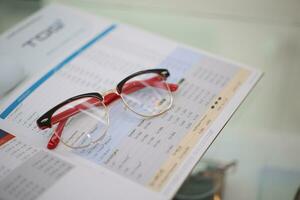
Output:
[37, 69, 180, 149]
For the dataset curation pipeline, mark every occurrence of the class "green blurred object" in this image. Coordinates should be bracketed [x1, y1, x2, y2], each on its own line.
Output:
[175, 160, 236, 200]
[0, 0, 41, 33]
[257, 167, 300, 200]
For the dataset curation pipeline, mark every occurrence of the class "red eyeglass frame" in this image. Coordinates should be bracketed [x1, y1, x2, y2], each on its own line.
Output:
[36, 68, 179, 149]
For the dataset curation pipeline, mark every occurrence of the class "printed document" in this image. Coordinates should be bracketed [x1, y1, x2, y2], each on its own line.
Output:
[0, 4, 262, 200]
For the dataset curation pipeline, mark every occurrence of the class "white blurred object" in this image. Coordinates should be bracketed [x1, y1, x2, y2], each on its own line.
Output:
[0, 55, 25, 97]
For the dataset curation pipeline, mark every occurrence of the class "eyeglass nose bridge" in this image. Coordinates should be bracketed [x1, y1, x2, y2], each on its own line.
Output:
[103, 88, 119, 96]
[102, 88, 122, 106]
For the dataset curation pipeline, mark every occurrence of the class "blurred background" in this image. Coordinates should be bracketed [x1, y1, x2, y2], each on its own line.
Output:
[0, 0, 299, 199]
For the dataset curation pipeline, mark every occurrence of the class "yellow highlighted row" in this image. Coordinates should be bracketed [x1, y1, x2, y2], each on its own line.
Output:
[148, 69, 250, 191]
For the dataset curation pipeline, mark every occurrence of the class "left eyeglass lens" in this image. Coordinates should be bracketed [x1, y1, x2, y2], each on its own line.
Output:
[50, 97, 109, 149]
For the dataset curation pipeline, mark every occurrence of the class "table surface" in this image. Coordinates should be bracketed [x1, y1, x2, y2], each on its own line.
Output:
[0, 0, 300, 199]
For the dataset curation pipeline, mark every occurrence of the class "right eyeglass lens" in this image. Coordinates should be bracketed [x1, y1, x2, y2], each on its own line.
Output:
[120, 72, 172, 117]
[50, 97, 109, 149]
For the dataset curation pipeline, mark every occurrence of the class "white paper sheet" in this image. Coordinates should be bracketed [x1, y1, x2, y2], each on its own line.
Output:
[0, 4, 262, 200]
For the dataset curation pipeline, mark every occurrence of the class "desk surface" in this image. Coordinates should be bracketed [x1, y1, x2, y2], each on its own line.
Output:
[0, 0, 300, 199]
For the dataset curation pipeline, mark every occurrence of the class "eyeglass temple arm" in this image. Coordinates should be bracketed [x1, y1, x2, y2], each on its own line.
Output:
[120, 75, 178, 94]
[51, 76, 178, 125]
[47, 118, 67, 149]
[104, 76, 178, 104]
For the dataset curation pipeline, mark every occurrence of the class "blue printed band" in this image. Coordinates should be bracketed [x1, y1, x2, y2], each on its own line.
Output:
[0, 24, 117, 119]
